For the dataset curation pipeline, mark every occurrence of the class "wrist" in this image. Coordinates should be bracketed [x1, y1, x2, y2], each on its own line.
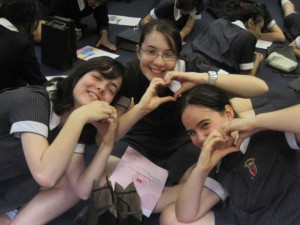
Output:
[208, 71, 218, 86]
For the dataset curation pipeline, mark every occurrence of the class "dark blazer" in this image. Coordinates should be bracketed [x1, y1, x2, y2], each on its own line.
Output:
[0, 25, 46, 91]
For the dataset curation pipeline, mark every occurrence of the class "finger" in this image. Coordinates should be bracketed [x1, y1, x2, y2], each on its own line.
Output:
[159, 96, 176, 104]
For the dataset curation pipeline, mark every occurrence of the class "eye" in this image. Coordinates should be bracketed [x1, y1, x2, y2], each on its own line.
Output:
[164, 51, 175, 57]
[146, 49, 157, 55]
[186, 130, 196, 137]
[108, 85, 117, 96]
[93, 74, 102, 81]
[108, 88, 114, 95]
[200, 122, 209, 130]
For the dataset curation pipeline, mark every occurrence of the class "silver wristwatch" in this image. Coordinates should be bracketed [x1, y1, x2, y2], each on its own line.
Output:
[208, 71, 218, 86]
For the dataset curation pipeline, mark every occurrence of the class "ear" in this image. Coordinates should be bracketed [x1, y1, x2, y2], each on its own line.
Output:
[224, 104, 235, 121]
[136, 44, 141, 60]
[245, 18, 254, 29]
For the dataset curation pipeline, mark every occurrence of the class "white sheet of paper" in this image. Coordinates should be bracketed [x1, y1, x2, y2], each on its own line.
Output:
[256, 39, 272, 49]
[109, 147, 169, 217]
[109, 15, 141, 26]
[76, 45, 119, 60]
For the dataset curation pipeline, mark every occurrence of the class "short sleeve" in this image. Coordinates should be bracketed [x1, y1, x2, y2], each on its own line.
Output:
[10, 87, 50, 138]
[296, 36, 300, 48]
[236, 33, 256, 71]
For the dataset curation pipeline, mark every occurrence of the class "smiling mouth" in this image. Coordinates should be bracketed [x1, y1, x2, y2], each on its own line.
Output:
[88, 91, 99, 100]
[150, 67, 164, 75]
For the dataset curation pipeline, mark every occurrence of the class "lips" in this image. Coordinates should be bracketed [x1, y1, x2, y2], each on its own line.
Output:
[150, 67, 165, 76]
[87, 91, 100, 101]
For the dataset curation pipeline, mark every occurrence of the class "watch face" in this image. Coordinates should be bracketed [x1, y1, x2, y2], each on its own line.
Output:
[208, 71, 218, 85]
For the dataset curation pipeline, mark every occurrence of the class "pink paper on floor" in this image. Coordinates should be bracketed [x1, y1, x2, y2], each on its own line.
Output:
[109, 146, 168, 217]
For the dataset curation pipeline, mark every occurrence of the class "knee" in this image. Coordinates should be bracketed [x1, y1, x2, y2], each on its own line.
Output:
[159, 204, 178, 225]
[0, 213, 11, 225]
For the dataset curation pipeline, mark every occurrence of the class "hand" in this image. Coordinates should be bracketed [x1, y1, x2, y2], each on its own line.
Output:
[138, 78, 176, 112]
[75, 101, 115, 124]
[197, 130, 238, 171]
[75, 28, 82, 40]
[94, 107, 118, 146]
[221, 117, 259, 148]
[164, 71, 206, 98]
[254, 52, 264, 64]
[96, 30, 117, 51]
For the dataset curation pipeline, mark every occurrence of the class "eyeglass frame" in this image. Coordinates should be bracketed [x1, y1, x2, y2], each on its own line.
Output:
[139, 47, 177, 62]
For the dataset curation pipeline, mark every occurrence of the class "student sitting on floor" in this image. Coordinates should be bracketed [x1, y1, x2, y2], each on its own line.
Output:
[0, 0, 47, 91]
[0, 57, 124, 225]
[139, 0, 203, 41]
[34, 0, 117, 51]
[160, 84, 300, 225]
[183, 3, 265, 75]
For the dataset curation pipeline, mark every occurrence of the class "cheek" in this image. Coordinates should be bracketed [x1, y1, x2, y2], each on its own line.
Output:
[102, 93, 114, 104]
[165, 61, 176, 71]
[139, 55, 152, 68]
[139, 57, 154, 79]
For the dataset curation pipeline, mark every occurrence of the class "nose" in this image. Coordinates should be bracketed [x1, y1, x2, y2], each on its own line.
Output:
[193, 132, 206, 147]
[97, 83, 106, 94]
[152, 53, 165, 66]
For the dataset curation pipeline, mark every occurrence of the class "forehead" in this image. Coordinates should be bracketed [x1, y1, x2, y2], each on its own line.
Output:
[182, 105, 213, 123]
[143, 30, 171, 49]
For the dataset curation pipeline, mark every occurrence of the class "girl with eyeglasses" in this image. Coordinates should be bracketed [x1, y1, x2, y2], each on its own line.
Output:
[112, 19, 269, 213]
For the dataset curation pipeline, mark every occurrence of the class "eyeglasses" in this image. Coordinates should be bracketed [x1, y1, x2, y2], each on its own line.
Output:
[140, 48, 177, 61]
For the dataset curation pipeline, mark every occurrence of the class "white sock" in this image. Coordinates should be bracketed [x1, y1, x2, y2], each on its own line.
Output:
[281, 0, 291, 6]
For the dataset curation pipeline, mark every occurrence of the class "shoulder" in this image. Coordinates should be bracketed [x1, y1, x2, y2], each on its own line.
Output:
[155, 0, 175, 13]
[7, 86, 50, 109]
[0, 28, 29, 47]
[157, 0, 175, 8]
[121, 59, 141, 97]
[236, 31, 256, 47]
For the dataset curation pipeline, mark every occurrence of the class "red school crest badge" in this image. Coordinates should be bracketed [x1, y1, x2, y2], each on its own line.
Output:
[244, 158, 257, 177]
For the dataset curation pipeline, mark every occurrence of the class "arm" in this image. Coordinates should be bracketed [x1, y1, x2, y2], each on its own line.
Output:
[250, 52, 264, 76]
[289, 37, 300, 58]
[93, 3, 116, 50]
[164, 71, 268, 98]
[180, 17, 196, 40]
[222, 104, 300, 148]
[21, 101, 115, 188]
[176, 130, 237, 222]
[65, 108, 118, 199]
[140, 14, 154, 26]
[259, 23, 285, 43]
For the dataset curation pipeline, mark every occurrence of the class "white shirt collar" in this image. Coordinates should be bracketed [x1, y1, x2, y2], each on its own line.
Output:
[239, 136, 250, 154]
[0, 18, 19, 32]
[77, 0, 86, 11]
[231, 20, 247, 31]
